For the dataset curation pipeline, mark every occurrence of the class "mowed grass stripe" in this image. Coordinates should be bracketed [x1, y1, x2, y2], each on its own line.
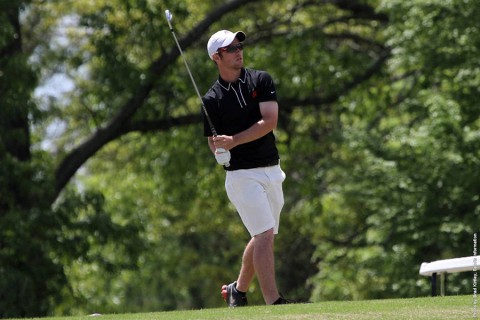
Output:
[8, 295, 473, 320]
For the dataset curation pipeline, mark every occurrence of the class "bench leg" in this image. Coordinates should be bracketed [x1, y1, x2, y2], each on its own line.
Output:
[440, 272, 447, 296]
[431, 272, 437, 296]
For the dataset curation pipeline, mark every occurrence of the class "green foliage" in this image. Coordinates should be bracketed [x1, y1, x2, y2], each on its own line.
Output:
[0, 154, 59, 317]
[52, 188, 146, 315]
[0, 1, 58, 317]
[2, 0, 480, 317]
[307, 0, 480, 301]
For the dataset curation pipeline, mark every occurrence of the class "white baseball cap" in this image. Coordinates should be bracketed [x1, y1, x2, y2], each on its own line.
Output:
[207, 30, 246, 60]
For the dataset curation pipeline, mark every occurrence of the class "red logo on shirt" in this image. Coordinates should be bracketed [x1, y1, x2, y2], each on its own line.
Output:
[252, 90, 257, 99]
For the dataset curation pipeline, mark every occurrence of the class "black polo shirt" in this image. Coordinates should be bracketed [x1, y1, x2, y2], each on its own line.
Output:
[202, 68, 279, 170]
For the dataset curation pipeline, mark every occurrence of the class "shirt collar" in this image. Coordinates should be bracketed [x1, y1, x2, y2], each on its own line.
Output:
[217, 68, 246, 90]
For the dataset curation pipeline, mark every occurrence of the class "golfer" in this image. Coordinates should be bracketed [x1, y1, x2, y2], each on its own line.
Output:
[202, 29, 290, 306]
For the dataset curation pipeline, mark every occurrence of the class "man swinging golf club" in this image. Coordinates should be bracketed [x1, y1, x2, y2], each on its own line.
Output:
[202, 30, 291, 306]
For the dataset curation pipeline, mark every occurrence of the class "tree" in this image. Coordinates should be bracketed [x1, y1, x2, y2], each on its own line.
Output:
[308, 0, 480, 300]
[0, 0, 58, 316]
[2, 0, 393, 315]
[7, 0, 478, 316]
[26, 0, 385, 314]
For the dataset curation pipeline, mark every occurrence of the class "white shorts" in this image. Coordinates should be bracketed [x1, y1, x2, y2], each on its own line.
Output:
[225, 165, 286, 237]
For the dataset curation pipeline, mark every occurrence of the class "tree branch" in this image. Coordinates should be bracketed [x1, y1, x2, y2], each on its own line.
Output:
[116, 51, 390, 143]
[119, 114, 203, 136]
[281, 50, 391, 110]
[53, 0, 257, 201]
[53, 0, 387, 201]
[330, 0, 388, 22]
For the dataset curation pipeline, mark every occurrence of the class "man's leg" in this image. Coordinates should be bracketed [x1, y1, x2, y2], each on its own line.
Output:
[221, 239, 254, 307]
[223, 168, 286, 305]
[253, 228, 280, 305]
[236, 238, 255, 292]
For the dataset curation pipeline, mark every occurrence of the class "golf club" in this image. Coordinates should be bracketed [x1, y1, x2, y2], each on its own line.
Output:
[164, 9, 229, 167]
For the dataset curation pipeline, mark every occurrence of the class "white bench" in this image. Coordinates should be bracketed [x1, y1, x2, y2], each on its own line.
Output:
[419, 256, 478, 296]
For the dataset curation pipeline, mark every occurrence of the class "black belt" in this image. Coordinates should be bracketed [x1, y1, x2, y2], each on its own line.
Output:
[225, 159, 279, 171]
[264, 159, 279, 167]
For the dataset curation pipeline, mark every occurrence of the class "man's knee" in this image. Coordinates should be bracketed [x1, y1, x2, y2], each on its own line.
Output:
[254, 228, 275, 246]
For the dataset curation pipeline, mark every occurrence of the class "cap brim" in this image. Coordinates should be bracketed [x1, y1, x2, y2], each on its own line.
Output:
[235, 31, 246, 42]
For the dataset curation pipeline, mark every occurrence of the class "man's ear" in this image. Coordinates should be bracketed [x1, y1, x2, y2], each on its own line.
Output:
[212, 52, 222, 63]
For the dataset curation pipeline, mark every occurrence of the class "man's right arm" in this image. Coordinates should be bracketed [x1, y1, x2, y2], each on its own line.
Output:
[213, 100, 278, 150]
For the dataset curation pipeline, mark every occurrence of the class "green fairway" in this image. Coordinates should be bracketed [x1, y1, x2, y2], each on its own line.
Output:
[8, 295, 474, 320]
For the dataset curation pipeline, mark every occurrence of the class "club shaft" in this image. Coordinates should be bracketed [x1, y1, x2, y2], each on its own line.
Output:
[166, 21, 218, 137]
[166, 13, 230, 167]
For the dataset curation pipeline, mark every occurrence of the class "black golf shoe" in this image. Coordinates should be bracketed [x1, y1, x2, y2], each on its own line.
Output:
[221, 281, 248, 307]
[273, 294, 296, 305]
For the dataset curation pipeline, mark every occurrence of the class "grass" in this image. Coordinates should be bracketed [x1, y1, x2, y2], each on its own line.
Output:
[8, 295, 475, 320]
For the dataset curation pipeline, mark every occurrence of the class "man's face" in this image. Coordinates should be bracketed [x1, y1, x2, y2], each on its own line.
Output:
[214, 39, 243, 69]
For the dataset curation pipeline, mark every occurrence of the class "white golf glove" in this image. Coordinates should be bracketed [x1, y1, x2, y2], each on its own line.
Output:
[215, 148, 231, 167]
